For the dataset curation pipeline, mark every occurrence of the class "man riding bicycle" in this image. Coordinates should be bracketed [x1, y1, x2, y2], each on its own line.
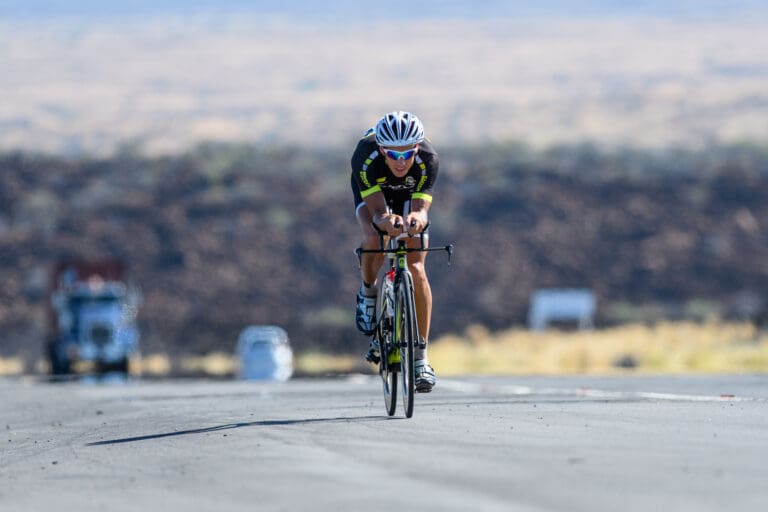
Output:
[351, 110, 439, 392]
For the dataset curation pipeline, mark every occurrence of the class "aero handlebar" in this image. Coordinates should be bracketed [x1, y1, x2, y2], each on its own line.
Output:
[355, 221, 453, 265]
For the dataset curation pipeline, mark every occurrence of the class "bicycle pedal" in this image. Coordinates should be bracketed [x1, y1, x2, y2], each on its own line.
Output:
[364, 349, 380, 364]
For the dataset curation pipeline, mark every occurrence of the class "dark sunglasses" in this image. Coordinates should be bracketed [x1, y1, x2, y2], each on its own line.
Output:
[383, 147, 418, 161]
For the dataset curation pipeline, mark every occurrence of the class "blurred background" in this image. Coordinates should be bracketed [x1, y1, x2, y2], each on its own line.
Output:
[1, 0, 767, 377]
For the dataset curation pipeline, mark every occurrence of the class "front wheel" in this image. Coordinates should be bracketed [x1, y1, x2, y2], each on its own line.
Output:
[396, 272, 417, 418]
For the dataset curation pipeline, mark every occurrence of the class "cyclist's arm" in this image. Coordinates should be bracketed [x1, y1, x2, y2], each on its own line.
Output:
[407, 145, 438, 235]
[406, 197, 431, 235]
[364, 191, 403, 235]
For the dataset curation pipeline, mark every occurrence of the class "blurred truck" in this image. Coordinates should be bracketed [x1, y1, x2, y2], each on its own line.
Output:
[46, 260, 141, 375]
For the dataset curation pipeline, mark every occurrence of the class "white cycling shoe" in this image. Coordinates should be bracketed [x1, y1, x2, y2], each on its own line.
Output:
[415, 360, 436, 393]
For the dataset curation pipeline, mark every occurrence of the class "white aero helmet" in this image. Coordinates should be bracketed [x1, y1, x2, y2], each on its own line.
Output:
[374, 111, 425, 147]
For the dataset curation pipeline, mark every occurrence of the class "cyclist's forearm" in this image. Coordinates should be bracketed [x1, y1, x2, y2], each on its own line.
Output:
[406, 199, 430, 228]
[363, 192, 392, 225]
[409, 199, 431, 224]
[410, 198, 431, 214]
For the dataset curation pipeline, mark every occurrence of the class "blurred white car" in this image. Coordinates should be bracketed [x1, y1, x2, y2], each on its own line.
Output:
[236, 325, 293, 381]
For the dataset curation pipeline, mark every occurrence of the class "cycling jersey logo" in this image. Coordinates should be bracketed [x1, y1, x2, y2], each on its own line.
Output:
[382, 176, 416, 192]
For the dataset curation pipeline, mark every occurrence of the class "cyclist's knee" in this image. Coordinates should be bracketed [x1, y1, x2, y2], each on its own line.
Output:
[409, 260, 428, 280]
[361, 233, 380, 249]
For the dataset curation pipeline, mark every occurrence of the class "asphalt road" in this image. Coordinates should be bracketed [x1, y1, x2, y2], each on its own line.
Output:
[1, 374, 767, 511]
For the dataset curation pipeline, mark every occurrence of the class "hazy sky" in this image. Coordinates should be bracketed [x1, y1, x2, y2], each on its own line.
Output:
[1, 0, 766, 21]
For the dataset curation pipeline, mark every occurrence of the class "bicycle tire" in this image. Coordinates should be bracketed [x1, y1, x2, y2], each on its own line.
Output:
[396, 271, 417, 418]
[377, 274, 397, 416]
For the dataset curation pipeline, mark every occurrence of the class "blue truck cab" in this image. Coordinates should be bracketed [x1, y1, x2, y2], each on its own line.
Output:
[47, 261, 141, 375]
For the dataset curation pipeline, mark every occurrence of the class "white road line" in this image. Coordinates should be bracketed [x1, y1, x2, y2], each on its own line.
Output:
[438, 379, 764, 402]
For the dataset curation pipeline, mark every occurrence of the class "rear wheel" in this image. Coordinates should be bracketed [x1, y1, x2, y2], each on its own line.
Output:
[377, 275, 397, 416]
[381, 362, 397, 416]
[396, 272, 417, 418]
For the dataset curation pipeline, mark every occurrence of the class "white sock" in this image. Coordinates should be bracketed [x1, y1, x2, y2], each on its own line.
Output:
[416, 338, 427, 360]
[361, 281, 377, 297]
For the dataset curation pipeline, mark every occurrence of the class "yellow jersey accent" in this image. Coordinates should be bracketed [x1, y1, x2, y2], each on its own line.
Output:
[360, 171, 371, 188]
[361, 185, 382, 198]
[376, 177, 387, 183]
[412, 192, 433, 202]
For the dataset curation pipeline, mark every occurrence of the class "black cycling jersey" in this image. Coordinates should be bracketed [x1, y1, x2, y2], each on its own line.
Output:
[350, 128, 439, 215]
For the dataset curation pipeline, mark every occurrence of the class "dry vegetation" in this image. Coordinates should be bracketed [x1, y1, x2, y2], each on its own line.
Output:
[428, 322, 768, 376]
[2, 322, 767, 377]
[1, 16, 767, 155]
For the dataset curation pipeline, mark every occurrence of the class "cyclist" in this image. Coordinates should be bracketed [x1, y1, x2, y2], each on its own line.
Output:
[350, 110, 439, 392]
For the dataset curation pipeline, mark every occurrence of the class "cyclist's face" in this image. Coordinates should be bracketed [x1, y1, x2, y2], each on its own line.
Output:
[380, 145, 418, 177]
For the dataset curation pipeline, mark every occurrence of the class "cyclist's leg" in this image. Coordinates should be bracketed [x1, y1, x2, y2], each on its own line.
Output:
[400, 201, 436, 392]
[351, 174, 387, 287]
[356, 203, 385, 287]
[408, 242, 437, 392]
[352, 177, 382, 336]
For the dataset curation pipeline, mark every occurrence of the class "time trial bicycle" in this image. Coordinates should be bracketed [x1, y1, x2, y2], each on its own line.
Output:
[356, 221, 453, 418]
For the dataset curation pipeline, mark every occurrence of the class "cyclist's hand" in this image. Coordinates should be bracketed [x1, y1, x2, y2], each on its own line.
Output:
[405, 211, 428, 236]
[375, 213, 405, 236]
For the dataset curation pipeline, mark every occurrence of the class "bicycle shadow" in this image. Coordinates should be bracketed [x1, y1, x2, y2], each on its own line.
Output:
[85, 415, 389, 446]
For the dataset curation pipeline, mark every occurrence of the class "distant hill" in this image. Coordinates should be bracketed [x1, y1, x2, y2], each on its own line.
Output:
[2, 142, 768, 361]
